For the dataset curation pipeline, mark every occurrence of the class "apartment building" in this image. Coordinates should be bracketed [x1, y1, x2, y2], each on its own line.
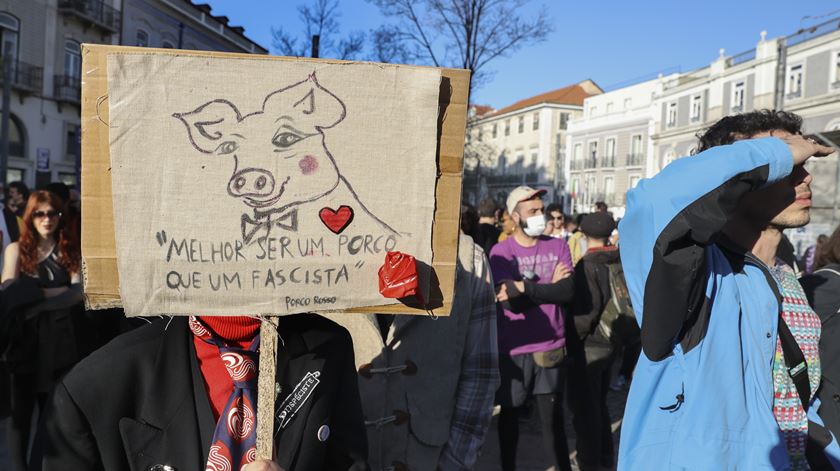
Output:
[565, 78, 662, 214]
[564, 17, 840, 232]
[463, 79, 602, 206]
[0, 0, 265, 191]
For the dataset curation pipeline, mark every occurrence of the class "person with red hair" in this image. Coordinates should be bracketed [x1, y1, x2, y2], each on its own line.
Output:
[1, 190, 83, 471]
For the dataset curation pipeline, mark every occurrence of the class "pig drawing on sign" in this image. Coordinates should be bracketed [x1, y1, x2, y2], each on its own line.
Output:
[173, 72, 399, 245]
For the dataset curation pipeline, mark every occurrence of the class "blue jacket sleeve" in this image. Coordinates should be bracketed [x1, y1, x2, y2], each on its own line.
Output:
[618, 137, 792, 361]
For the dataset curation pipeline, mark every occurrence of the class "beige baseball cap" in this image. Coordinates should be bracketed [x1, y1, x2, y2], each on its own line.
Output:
[505, 186, 546, 214]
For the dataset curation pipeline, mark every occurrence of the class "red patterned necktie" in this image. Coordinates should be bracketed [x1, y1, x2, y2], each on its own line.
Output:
[189, 316, 260, 471]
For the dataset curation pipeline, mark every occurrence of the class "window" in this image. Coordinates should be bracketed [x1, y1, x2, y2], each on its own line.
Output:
[604, 176, 615, 197]
[64, 40, 81, 81]
[9, 114, 24, 157]
[504, 120, 510, 136]
[58, 172, 77, 187]
[666, 102, 677, 128]
[573, 143, 582, 160]
[605, 138, 616, 167]
[6, 168, 23, 185]
[630, 134, 643, 156]
[590, 105, 598, 117]
[559, 113, 569, 130]
[690, 94, 702, 123]
[492, 123, 497, 138]
[624, 98, 632, 110]
[162, 40, 175, 49]
[65, 124, 79, 157]
[477, 127, 483, 142]
[663, 149, 676, 168]
[136, 29, 149, 47]
[787, 64, 803, 98]
[732, 81, 745, 111]
[0, 12, 19, 72]
[606, 102, 614, 114]
[532, 112, 539, 131]
[629, 175, 641, 189]
[518, 116, 524, 133]
[588, 141, 598, 168]
[530, 150, 538, 168]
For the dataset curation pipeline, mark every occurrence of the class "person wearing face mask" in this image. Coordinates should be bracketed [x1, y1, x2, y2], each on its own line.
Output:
[489, 186, 575, 471]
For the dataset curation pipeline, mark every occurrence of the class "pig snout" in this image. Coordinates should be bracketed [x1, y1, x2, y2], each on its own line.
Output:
[228, 168, 276, 198]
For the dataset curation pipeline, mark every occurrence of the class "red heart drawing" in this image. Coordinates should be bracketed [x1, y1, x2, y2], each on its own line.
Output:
[319, 206, 355, 234]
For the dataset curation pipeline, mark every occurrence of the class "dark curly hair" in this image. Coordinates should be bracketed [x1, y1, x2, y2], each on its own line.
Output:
[696, 110, 803, 152]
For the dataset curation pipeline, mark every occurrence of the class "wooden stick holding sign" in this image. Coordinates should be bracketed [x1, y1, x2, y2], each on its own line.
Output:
[256, 317, 280, 461]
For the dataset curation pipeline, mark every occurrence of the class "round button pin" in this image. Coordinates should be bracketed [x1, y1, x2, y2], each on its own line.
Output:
[317, 424, 330, 442]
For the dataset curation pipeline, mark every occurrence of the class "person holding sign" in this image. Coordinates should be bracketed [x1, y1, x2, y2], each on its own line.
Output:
[37, 314, 368, 471]
[489, 186, 575, 471]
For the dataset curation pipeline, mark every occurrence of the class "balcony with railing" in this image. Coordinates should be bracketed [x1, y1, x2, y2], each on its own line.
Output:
[583, 157, 598, 169]
[600, 155, 616, 168]
[626, 153, 644, 167]
[726, 48, 756, 67]
[485, 172, 540, 186]
[786, 17, 840, 48]
[54, 75, 81, 104]
[58, 0, 121, 33]
[0, 60, 43, 95]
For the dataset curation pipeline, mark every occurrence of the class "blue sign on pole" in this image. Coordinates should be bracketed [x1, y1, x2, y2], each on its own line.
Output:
[36, 148, 50, 172]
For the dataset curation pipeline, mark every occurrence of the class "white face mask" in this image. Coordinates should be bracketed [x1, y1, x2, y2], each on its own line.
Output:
[522, 214, 546, 237]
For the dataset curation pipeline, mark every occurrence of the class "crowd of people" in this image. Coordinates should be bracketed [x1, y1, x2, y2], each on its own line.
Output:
[462, 188, 638, 471]
[1, 108, 840, 471]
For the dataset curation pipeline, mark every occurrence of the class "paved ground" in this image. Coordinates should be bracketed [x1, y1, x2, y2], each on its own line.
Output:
[475, 383, 629, 471]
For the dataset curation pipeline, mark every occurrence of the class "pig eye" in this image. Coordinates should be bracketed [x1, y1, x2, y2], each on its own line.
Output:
[216, 141, 238, 155]
[272, 132, 304, 149]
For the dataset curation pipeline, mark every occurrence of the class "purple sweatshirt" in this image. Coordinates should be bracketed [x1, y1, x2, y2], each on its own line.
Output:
[489, 235, 572, 355]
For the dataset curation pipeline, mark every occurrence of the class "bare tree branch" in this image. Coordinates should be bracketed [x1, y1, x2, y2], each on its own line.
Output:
[272, 0, 368, 60]
[337, 31, 366, 60]
[370, 0, 553, 94]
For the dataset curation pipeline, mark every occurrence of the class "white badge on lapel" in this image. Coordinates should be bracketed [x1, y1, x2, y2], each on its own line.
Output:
[276, 371, 321, 432]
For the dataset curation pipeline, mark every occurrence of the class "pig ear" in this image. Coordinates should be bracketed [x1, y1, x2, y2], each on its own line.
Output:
[263, 73, 347, 131]
[172, 99, 242, 154]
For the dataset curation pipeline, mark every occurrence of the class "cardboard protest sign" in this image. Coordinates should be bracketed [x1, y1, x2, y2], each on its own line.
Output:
[81, 45, 469, 316]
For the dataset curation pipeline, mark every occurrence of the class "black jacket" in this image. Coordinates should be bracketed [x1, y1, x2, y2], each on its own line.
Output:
[802, 264, 840, 441]
[37, 315, 368, 471]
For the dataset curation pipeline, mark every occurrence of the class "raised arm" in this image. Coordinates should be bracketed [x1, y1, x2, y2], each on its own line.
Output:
[618, 137, 793, 361]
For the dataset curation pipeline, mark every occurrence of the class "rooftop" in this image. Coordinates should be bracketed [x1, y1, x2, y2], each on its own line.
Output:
[189, 1, 268, 53]
[487, 79, 602, 118]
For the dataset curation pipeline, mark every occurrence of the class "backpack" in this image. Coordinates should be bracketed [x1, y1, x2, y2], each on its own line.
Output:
[597, 258, 639, 346]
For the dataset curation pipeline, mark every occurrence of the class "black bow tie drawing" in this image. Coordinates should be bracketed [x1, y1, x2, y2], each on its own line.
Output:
[241, 209, 299, 244]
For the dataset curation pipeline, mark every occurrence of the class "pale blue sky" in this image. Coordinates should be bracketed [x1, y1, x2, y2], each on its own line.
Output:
[207, 0, 840, 108]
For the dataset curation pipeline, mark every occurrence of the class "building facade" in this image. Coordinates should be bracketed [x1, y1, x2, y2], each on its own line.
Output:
[563, 18, 840, 232]
[463, 80, 602, 207]
[565, 78, 663, 215]
[1, 0, 265, 192]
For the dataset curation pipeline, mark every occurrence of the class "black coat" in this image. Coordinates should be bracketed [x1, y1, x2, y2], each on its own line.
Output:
[802, 264, 840, 441]
[37, 315, 368, 471]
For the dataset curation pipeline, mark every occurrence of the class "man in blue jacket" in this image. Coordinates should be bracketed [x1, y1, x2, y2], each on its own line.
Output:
[618, 110, 838, 470]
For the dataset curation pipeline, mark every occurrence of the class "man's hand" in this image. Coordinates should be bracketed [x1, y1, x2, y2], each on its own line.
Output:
[241, 460, 285, 471]
[552, 263, 572, 282]
[781, 134, 835, 166]
[496, 280, 523, 302]
[495, 282, 509, 302]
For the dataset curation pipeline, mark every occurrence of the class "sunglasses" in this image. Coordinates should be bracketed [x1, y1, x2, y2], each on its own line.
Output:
[33, 210, 61, 220]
